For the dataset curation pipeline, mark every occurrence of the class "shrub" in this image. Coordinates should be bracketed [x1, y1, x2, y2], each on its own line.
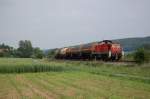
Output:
[32, 47, 44, 59]
[134, 48, 149, 64]
[47, 49, 57, 59]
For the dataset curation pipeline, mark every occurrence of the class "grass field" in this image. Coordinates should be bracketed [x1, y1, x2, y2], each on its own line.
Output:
[0, 58, 150, 99]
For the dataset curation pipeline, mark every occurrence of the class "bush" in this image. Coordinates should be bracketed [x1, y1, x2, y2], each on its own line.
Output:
[134, 48, 149, 64]
[47, 49, 57, 59]
[32, 47, 44, 59]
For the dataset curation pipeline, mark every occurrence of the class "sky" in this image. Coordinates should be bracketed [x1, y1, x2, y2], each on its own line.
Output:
[0, 0, 150, 49]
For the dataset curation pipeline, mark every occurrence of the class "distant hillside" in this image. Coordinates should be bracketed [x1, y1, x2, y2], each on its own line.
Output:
[113, 36, 150, 52]
[44, 36, 150, 54]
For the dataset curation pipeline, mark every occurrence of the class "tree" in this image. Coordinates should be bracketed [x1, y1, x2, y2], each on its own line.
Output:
[0, 43, 14, 57]
[32, 47, 44, 59]
[17, 40, 33, 58]
[134, 48, 149, 64]
[47, 49, 57, 59]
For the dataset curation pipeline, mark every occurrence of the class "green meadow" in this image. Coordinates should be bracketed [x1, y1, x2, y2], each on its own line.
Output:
[0, 58, 150, 99]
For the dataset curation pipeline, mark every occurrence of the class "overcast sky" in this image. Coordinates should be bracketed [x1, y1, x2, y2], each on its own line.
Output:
[0, 0, 150, 49]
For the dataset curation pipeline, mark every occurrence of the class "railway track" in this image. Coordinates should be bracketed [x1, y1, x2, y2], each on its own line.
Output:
[104, 60, 136, 65]
[55, 59, 136, 65]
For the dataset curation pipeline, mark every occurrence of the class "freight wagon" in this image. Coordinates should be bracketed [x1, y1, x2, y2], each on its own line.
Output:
[55, 40, 124, 61]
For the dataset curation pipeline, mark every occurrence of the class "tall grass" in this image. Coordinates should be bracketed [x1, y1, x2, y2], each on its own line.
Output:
[0, 58, 150, 81]
[0, 64, 71, 73]
[0, 58, 106, 73]
[0, 58, 76, 73]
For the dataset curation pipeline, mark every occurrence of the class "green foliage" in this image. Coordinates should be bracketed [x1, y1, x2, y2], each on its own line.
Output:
[0, 41, 44, 58]
[47, 49, 57, 59]
[134, 48, 149, 64]
[17, 40, 33, 58]
[0, 43, 14, 57]
[32, 47, 44, 59]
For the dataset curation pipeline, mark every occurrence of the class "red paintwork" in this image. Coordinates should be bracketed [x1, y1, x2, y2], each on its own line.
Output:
[111, 44, 122, 54]
[95, 44, 110, 53]
[94, 43, 122, 54]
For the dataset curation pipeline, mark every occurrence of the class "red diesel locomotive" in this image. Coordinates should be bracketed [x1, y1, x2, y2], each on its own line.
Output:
[55, 40, 124, 61]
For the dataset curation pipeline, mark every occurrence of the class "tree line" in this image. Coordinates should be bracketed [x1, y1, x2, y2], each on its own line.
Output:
[0, 40, 44, 59]
[0, 40, 149, 64]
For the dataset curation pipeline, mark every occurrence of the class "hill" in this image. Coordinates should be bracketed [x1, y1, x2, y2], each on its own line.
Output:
[113, 36, 150, 52]
[44, 36, 150, 54]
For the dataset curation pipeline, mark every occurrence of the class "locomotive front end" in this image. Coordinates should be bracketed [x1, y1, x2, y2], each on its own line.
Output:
[110, 43, 124, 60]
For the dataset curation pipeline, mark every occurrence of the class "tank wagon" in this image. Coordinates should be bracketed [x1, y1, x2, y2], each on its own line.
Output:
[55, 40, 124, 61]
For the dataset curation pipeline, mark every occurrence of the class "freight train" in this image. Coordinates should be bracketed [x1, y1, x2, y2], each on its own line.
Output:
[55, 40, 124, 61]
